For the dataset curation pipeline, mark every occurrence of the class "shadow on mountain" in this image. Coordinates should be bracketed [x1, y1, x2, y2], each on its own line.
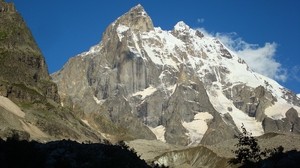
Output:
[0, 137, 165, 168]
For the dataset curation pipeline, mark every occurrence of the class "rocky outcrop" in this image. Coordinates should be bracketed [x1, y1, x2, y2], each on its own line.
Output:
[224, 84, 276, 121]
[263, 108, 300, 134]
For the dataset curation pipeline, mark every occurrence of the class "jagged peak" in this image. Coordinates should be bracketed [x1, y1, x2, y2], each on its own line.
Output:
[174, 21, 190, 31]
[131, 4, 144, 12]
[112, 4, 154, 32]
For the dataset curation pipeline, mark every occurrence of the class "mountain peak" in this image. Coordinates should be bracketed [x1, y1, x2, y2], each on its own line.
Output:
[113, 4, 154, 32]
[174, 21, 190, 31]
[132, 4, 144, 11]
[53, 2, 300, 147]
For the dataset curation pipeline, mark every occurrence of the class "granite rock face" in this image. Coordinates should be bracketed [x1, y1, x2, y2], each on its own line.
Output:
[53, 5, 300, 145]
[263, 108, 300, 134]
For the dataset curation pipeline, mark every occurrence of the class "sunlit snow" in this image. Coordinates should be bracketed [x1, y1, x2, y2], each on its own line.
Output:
[132, 86, 157, 99]
[116, 24, 129, 41]
[148, 125, 166, 142]
[207, 85, 264, 136]
[93, 96, 105, 105]
[265, 98, 300, 120]
[182, 112, 213, 145]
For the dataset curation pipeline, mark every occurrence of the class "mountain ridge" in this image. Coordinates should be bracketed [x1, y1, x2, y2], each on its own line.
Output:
[52, 4, 300, 145]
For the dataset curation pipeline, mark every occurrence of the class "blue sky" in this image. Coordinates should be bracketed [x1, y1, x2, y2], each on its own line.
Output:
[11, 0, 300, 94]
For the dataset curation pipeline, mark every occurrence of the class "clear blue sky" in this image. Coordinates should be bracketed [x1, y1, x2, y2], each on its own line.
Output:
[11, 0, 300, 94]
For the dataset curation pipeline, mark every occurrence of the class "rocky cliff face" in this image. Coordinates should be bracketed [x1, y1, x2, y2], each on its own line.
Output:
[52, 5, 300, 145]
[0, 0, 59, 103]
[0, 0, 102, 142]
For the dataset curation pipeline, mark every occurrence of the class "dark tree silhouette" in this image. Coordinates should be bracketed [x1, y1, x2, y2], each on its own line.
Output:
[229, 124, 300, 168]
[230, 124, 262, 166]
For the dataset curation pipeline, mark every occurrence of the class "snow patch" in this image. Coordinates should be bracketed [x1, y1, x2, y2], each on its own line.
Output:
[207, 86, 264, 136]
[132, 86, 157, 99]
[81, 44, 102, 57]
[148, 125, 166, 142]
[167, 84, 177, 95]
[182, 112, 213, 145]
[265, 99, 300, 120]
[117, 24, 129, 41]
[93, 96, 105, 105]
[297, 94, 300, 98]
[174, 21, 190, 31]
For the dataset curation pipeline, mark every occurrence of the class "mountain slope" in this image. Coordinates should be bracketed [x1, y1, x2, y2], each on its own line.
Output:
[0, 1, 59, 104]
[0, 0, 102, 142]
[52, 4, 300, 145]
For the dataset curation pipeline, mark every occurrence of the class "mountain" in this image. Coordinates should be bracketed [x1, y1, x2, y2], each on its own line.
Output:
[0, 0, 101, 141]
[52, 4, 300, 145]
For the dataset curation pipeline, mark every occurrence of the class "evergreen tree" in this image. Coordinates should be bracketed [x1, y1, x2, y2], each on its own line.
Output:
[229, 124, 262, 167]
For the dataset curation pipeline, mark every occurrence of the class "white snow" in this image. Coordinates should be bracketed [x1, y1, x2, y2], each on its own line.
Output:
[167, 84, 177, 95]
[143, 44, 164, 65]
[80, 44, 102, 57]
[132, 33, 142, 56]
[148, 125, 166, 142]
[207, 85, 264, 136]
[297, 94, 300, 98]
[0, 96, 25, 118]
[116, 24, 129, 41]
[182, 112, 213, 145]
[265, 99, 300, 120]
[132, 86, 157, 99]
[174, 21, 190, 32]
[93, 96, 105, 105]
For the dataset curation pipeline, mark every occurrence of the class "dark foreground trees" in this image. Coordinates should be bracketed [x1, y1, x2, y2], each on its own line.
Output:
[229, 124, 300, 168]
[0, 138, 166, 168]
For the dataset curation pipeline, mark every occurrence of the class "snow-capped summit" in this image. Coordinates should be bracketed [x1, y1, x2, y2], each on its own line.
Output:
[52, 5, 300, 146]
[174, 21, 190, 31]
